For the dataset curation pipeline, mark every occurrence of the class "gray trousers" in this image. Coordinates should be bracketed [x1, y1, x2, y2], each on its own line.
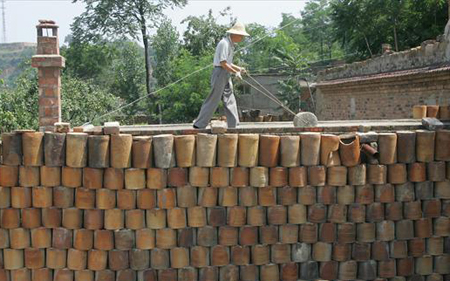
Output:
[194, 67, 240, 128]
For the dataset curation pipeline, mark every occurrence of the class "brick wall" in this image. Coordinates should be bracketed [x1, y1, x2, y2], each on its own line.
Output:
[315, 68, 450, 120]
[0, 129, 449, 281]
[315, 23, 450, 121]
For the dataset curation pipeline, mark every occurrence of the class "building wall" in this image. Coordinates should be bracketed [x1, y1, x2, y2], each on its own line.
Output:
[315, 23, 450, 120]
[316, 69, 450, 120]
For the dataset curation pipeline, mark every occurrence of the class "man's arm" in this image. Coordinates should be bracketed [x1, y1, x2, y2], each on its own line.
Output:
[220, 61, 239, 74]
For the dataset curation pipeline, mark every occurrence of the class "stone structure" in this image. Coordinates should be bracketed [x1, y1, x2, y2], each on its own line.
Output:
[315, 21, 450, 120]
[0, 127, 449, 280]
[31, 20, 65, 132]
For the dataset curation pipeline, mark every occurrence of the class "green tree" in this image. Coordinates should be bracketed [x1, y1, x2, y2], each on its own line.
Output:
[151, 19, 180, 87]
[0, 64, 124, 132]
[61, 76, 124, 126]
[0, 67, 39, 132]
[182, 8, 235, 56]
[155, 49, 213, 123]
[331, 0, 448, 58]
[72, 0, 187, 97]
[62, 39, 146, 116]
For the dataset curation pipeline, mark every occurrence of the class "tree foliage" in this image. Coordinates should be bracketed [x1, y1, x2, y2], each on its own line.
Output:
[72, 0, 187, 96]
[331, 0, 448, 58]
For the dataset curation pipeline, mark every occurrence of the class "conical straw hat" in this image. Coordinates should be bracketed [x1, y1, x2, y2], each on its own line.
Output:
[226, 22, 250, 36]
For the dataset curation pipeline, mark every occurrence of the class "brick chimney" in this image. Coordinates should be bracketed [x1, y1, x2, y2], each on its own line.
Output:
[31, 20, 65, 132]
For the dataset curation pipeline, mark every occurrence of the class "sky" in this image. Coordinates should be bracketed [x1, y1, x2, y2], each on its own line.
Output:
[2, 0, 306, 44]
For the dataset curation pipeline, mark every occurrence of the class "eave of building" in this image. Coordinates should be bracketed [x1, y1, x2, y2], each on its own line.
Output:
[316, 63, 450, 88]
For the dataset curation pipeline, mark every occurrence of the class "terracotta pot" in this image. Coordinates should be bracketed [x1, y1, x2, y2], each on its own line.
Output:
[427, 105, 439, 118]
[408, 162, 426, 182]
[427, 161, 446, 181]
[217, 134, 238, 167]
[259, 135, 280, 167]
[44, 132, 66, 167]
[153, 134, 175, 168]
[249, 167, 268, 187]
[174, 135, 195, 167]
[348, 164, 366, 186]
[288, 166, 307, 187]
[378, 133, 397, 164]
[300, 133, 321, 166]
[66, 132, 88, 168]
[22, 131, 44, 166]
[132, 136, 152, 168]
[1, 132, 22, 165]
[339, 135, 360, 167]
[292, 243, 310, 262]
[40, 166, 61, 187]
[435, 129, 450, 161]
[110, 134, 133, 168]
[230, 167, 249, 187]
[308, 166, 326, 186]
[104, 168, 124, 190]
[412, 105, 427, 119]
[367, 164, 387, 184]
[327, 166, 347, 186]
[439, 105, 450, 120]
[280, 136, 300, 167]
[321, 134, 341, 166]
[238, 134, 259, 167]
[416, 130, 435, 162]
[189, 166, 209, 187]
[397, 131, 416, 163]
[196, 133, 217, 167]
[388, 163, 407, 184]
[87, 135, 109, 168]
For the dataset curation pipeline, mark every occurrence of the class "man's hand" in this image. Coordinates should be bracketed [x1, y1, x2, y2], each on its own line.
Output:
[240, 67, 247, 74]
[234, 71, 243, 80]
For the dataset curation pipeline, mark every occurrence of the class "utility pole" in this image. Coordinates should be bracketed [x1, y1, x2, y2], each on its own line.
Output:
[1, 0, 6, 43]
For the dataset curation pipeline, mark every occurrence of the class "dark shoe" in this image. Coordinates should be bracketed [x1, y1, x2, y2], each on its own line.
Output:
[193, 124, 200, 129]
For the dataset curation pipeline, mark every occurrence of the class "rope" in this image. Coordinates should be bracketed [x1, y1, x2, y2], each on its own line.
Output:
[241, 74, 296, 116]
[82, 17, 302, 126]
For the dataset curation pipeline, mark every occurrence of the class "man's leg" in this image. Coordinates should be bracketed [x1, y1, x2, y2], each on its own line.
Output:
[222, 78, 240, 128]
[194, 68, 229, 129]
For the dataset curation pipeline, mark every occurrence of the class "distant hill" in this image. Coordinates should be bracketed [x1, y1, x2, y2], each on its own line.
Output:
[0, 42, 37, 87]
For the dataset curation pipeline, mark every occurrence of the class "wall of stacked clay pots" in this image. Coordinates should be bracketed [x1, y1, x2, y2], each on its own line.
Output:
[0, 130, 449, 281]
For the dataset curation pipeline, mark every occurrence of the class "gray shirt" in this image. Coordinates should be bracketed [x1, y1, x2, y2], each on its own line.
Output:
[213, 36, 234, 67]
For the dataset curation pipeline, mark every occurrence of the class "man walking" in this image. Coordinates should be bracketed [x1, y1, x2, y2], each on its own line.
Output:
[193, 22, 250, 129]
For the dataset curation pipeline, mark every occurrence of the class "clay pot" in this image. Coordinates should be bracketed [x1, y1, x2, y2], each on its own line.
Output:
[110, 134, 133, 168]
[174, 135, 195, 167]
[412, 105, 427, 119]
[321, 134, 341, 166]
[88, 135, 110, 168]
[435, 130, 450, 161]
[327, 166, 347, 186]
[196, 134, 217, 167]
[280, 136, 300, 167]
[397, 131, 416, 163]
[259, 135, 280, 167]
[439, 105, 450, 120]
[378, 133, 397, 164]
[427, 105, 439, 118]
[1, 132, 22, 165]
[301, 133, 321, 166]
[42, 132, 65, 167]
[66, 132, 88, 168]
[249, 167, 268, 187]
[348, 165, 366, 186]
[416, 130, 435, 162]
[22, 131, 44, 166]
[238, 134, 259, 167]
[132, 136, 152, 168]
[339, 135, 360, 167]
[217, 134, 238, 167]
[153, 134, 175, 168]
